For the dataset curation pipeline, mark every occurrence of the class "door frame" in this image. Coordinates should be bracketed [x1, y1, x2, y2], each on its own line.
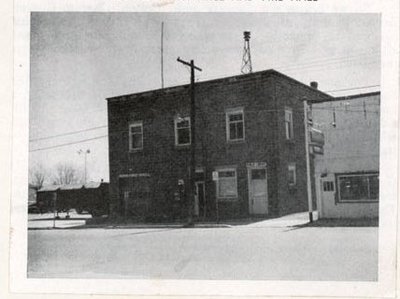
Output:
[194, 181, 206, 217]
[247, 163, 268, 215]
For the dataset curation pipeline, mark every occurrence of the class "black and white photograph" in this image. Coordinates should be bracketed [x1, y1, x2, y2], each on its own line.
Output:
[5, 0, 399, 298]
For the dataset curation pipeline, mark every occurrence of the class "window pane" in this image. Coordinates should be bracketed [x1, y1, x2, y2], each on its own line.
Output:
[285, 123, 290, 139]
[288, 170, 295, 184]
[251, 169, 266, 180]
[229, 123, 237, 140]
[229, 113, 243, 122]
[177, 128, 190, 144]
[131, 125, 142, 133]
[236, 122, 244, 139]
[218, 178, 236, 197]
[339, 175, 371, 201]
[285, 111, 292, 122]
[323, 181, 334, 192]
[132, 134, 143, 149]
[177, 120, 190, 128]
[285, 110, 293, 139]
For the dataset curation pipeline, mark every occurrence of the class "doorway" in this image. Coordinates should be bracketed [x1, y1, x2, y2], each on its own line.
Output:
[247, 166, 268, 214]
[194, 181, 206, 218]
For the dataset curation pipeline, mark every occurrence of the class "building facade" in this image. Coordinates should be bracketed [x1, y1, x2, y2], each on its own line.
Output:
[107, 70, 332, 221]
[311, 92, 380, 218]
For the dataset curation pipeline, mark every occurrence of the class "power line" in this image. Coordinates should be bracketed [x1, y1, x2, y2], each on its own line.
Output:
[29, 135, 108, 152]
[29, 102, 379, 152]
[195, 53, 380, 82]
[28, 65, 379, 146]
[29, 125, 108, 142]
[324, 85, 380, 93]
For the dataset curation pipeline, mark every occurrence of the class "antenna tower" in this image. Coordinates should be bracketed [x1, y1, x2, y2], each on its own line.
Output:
[241, 31, 252, 74]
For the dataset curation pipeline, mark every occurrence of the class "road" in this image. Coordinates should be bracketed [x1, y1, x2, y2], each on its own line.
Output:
[28, 217, 378, 281]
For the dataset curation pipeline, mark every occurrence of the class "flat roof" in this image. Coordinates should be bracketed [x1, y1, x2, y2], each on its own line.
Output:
[107, 69, 333, 102]
[310, 91, 380, 104]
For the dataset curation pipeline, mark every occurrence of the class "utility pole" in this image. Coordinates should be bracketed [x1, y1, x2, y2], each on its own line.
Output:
[78, 149, 90, 184]
[177, 57, 202, 226]
[161, 22, 164, 88]
[302, 97, 313, 222]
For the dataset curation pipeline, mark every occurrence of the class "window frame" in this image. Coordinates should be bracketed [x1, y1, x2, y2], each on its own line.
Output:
[129, 121, 143, 151]
[174, 116, 191, 146]
[226, 108, 245, 142]
[216, 167, 238, 199]
[285, 107, 294, 140]
[288, 163, 297, 186]
[336, 172, 379, 203]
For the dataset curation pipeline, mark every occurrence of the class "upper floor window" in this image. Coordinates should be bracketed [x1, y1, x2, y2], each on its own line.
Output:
[288, 163, 296, 185]
[285, 107, 294, 140]
[174, 116, 191, 146]
[226, 108, 245, 141]
[129, 121, 143, 150]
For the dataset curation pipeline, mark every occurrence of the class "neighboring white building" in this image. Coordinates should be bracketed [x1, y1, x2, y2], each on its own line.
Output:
[311, 92, 380, 218]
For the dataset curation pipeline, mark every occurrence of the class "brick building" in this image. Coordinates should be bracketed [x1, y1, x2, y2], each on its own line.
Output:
[107, 69, 332, 221]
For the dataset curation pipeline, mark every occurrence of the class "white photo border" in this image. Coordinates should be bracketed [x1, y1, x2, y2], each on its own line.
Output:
[9, 0, 399, 297]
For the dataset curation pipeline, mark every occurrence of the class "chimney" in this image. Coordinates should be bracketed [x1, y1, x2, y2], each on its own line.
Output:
[310, 81, 318, 89]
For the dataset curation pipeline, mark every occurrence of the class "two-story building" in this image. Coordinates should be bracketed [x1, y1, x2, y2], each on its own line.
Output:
[107, 69, 332, 221]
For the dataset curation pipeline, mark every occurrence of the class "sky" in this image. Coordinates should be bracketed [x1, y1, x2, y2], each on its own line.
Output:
[29, 12, 381, 184]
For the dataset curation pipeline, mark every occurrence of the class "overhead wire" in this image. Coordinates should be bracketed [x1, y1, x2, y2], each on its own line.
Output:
[29, 125, 108, 142]
[29, 101, 379, 152]
[29, 85, 379, 148]
[29, 135, 108, 152]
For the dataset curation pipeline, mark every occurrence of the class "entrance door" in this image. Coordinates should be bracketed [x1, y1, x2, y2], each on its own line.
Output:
[194, 181, 205, 217]
[319, 175, 336, 218]
[248, 167, 268, 214]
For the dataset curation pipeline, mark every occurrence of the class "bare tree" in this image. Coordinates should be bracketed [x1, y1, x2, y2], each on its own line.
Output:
[29, 163, 47, 189]
[52, 163, 83, 185]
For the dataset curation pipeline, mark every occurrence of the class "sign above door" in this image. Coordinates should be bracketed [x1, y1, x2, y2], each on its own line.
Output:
[246, 162, 267, 168]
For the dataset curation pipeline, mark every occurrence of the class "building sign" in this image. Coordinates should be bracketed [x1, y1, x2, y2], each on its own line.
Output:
[310, 145, 324, 155]
[119, 173, 151, 178]
[246, 162, 267, 168]
[309, 127, 324, 155]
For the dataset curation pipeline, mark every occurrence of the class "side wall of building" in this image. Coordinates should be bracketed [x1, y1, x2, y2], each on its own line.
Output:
[274, 76, 320, 216]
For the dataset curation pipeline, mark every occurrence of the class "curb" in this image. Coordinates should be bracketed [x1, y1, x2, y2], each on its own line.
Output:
[28, 223, 233, 230]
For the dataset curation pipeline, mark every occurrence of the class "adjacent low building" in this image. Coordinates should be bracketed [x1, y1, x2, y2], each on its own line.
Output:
[36, 181, 110, 216]
[107, 69, 332, 221]
[311, 92, 380, 218]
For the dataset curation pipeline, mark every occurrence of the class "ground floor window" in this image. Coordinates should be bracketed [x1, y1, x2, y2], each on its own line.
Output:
[336, 172, 379, 202]
[216, 168, 237, 198]
[288, 163, 296, 186]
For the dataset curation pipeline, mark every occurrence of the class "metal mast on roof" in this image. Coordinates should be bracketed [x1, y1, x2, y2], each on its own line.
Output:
[241, 31, 252, 74]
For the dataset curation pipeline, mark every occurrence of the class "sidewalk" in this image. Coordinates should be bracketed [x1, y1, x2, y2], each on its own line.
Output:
[28, 211, 318, 230]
